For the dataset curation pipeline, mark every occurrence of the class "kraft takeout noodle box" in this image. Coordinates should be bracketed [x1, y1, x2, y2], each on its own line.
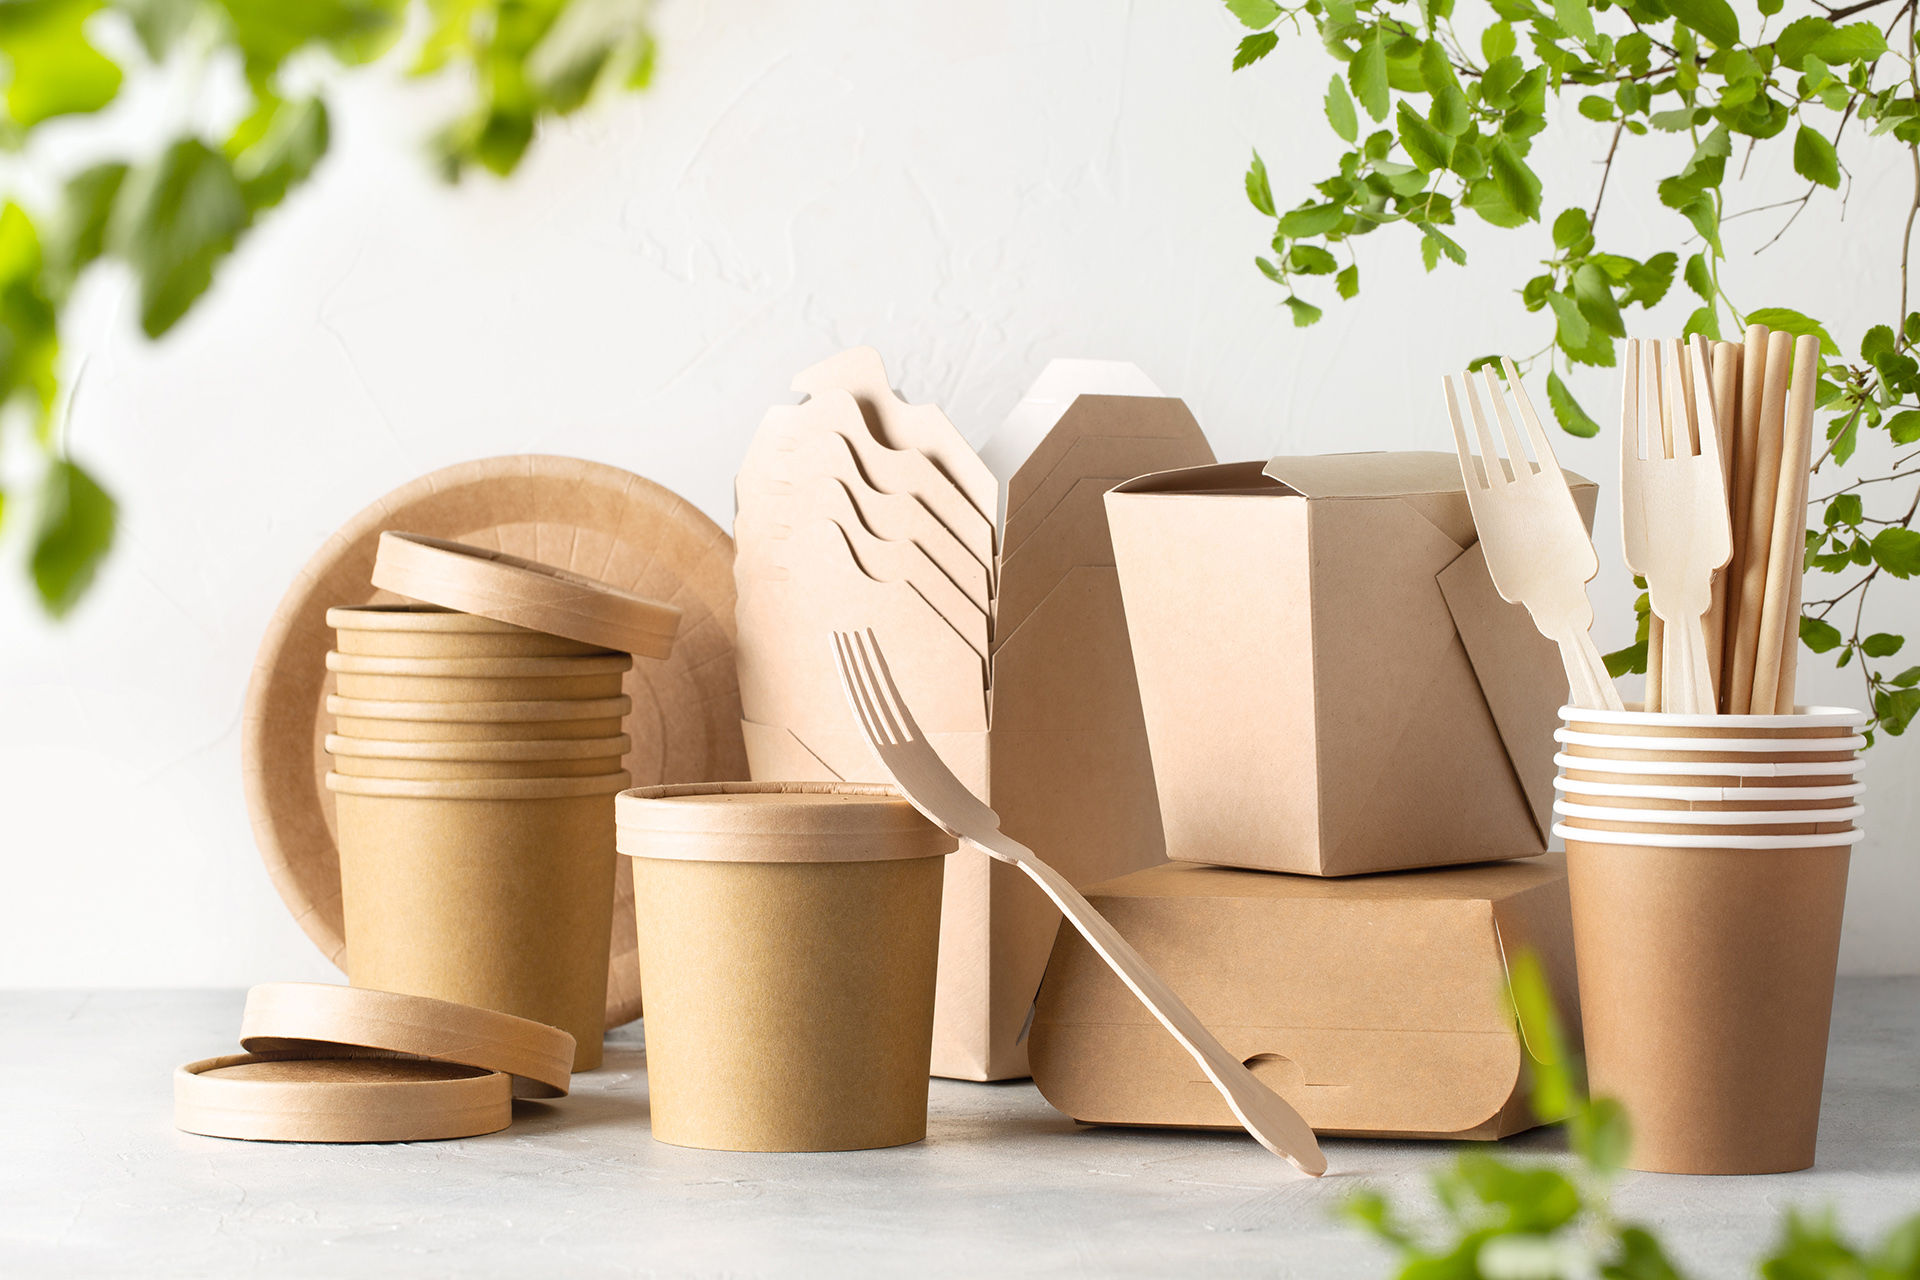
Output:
[1029, 853, 1579, 1140]
[1105, 453, 1595, 876]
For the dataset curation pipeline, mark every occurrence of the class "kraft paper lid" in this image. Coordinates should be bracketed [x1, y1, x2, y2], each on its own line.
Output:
[373, 532, 682, 659]
[325, 733, 631, 762]
[616, 782, 956, 863]
[327, 770, 633, 800]
[325, 651, 633, 678]
[327, 604, 610, 641]
[326, 694, 632, 724]
[238, 983, 576, 1098]
[174, 1049, 512, 1143]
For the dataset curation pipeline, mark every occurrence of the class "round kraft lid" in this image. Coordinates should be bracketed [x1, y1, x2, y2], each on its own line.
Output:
[174, 1049, 512, 1143]
[374, 532, 682, 658]
[616, 782, 956, 863]
[238, 983, 575, 1098]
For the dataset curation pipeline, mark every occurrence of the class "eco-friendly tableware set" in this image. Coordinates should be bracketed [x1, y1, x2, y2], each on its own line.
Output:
[1442, 330, 1859, 1174]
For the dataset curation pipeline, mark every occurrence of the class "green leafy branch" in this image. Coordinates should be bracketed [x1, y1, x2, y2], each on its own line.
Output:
[1227, 0, 1920, 737]
[0, 0, 658, 617]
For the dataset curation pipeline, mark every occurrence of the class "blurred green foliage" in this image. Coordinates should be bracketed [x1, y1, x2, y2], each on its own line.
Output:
[1347, 950, 1920, 1279]
[0, 0, 657, 617]
[1227, 0, 1920, 737]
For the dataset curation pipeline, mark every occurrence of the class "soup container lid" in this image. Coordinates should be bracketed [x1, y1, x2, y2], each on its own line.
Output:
[173, 1049, 511, 1143]
[326, 604, 610, 641]
[237, 982, 575, 1098]
[616, 782, 955, 863]
[373, 532, 681, 659]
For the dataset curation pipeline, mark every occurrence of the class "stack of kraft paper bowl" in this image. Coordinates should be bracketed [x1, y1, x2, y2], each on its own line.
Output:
[324, 604, 634, 1070]
[1551, 703, 1866, 1175]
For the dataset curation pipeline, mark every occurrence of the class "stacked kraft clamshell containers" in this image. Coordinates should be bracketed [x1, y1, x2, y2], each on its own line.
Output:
[325, 531, 683, 1070]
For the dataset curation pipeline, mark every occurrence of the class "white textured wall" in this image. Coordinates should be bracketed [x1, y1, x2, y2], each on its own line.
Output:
[3, 0, 1915, 985]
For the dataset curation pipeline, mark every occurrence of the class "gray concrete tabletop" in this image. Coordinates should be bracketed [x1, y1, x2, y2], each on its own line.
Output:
[4, 979, 1917, 1279]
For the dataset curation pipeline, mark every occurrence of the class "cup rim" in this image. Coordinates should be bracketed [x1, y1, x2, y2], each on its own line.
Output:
[325, 651, 632, 677]
[1555, 777, 1865, 803]
[1558, 703, 1866, 729]
[325, 733, 631, 762]
[1554, 799, 1863, 825]
[326, 694, 632, 723]
[1554, 822, 1865, 849]
[1551, 751, 1865, 778]
[326, 770, 631, 799]
[1556, 728, 1866, 754]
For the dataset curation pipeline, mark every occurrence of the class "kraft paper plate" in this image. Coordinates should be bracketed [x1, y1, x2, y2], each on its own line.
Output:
[243, 455, 748, 1029]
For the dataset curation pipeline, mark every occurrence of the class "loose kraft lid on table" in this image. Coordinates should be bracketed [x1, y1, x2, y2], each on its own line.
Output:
[238, 982, 577, 1098]
[616, 782, 957, 862]
[174, 1050, 512, 1143]
[242, 455, 750, 1030]
[373, 531, 683, 659]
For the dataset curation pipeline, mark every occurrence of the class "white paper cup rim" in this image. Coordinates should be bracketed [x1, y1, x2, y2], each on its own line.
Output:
[1552, 752, 1865, 778]
[1555, 778, 1865, 803]
[1554, 799, 1863, 826]
[1557, 704, 1866, 729]
[1555, 822, 1866, 850]
[1556, 728, 1866, 754]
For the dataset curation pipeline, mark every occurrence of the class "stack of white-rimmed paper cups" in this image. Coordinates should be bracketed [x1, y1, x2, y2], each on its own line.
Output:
[323, 534, 680, 1072]
[1551, 703, 1865, 1174]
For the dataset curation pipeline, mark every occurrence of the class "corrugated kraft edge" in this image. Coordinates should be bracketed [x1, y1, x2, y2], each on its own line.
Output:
[174, 1051, 512, 1143]
[238, 983, 575, 1098]
[374, 532, 682, 658]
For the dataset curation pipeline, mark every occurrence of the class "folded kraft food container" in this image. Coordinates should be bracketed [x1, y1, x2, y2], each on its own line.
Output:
[1106, 453, 1595, 876]
[1028, 854, 1579, 1140]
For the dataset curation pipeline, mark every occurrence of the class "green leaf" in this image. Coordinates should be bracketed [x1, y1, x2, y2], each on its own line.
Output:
[1488, 140, 1541, 221]
[1546, 371, 1600, 436]
[1684, 251, 1714, 301]
[1876, 686, 1920, 734]
[1813, 21, 1887, 63]
[1893, 666, 1920, 688]
[30, 457, 116, 617]
[1482, 19, 1515, 62]
[1621, 252, 1676, 308]
[218, 0, 406, 80]
[1664, 0, 1738, 46]
[1552, 207, 1591, 250]
[1826, 493, 1863, 526]
[1888, 410, 1920, 444]
[1289, 243, 1338, 274]
[1396, 100, 1451, 171]
[1324, 75, 1358, 143]
[1336, 263, 1359, 298]
[1224, 0, 1282, 27]
[1774, 16, 1834, 70]
[1865, 632, 1905, 658]
[45, 163, 123, 299]
[1680, 197, 1722, 254]
[1278, 202, 1346, 236]
[1553, 0, 1595, 44]
[1605, 638, 1648, 677]
[1233, 29, 1279, 69]
[107, 139, 251, 339]
[1801, 615, 1845, 653]
[1684, 305, 1722, 342]
[1419, 41, 1469, 135]
[0, 204, 58, 416]
[1245, 151, 1276, 217]
[1419, 222, 1466, 266]
[1255, 255, 1283, 283]
[1794, 125, 1841, 190]
[1578, 94, 1614, 121]
[1747, 307, 1840, 356]
[231, 97, 330, 213]
[1349, 31, 1390, 122]
[1283, 294, 1324, 326]
[1545, 290, 1592, 350]
[0, 0, 123, 127]
[1573, 263, 1624, 338]
[1870, 527, 1920, 578]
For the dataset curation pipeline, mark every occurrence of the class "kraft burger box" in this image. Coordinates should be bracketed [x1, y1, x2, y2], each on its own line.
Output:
[1029, 854, 1580, 1140]
[1105, 453, 1599, 876]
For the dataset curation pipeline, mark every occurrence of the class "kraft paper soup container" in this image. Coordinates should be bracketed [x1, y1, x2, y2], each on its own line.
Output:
[325, 651, 631, 703]
[615, 782, 955, 1153]
[325, 734, 629, 780]
[327, 695, 630, 742]
[328, 605, 614, 659]
[328, 770, 628, 1070]
[1554, 822, 1859, 1174]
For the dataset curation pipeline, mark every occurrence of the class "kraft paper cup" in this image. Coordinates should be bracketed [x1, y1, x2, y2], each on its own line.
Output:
[615, 782, 955, 1153]
[328, 770, 629, 1071]
[1554, 822, 1859, 1174]
[328, 605, 614, 659]
[1553, 777, 1864, 813]
[1553, 752, 1860, 791]
[1554, 799, 1861, 838]
[325, 734, 629, 779]
[326, 651, 631, 703]
[327, 695, 630, 742]
[1561, 704, 1867, 739]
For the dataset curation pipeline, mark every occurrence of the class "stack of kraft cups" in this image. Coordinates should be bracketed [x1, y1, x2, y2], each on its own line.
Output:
[1551, 703, 1865, 1174]
[324, 603, 635, 1071]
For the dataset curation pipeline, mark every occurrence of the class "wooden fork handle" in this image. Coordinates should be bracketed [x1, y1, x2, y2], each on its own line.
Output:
[1555, 630, 1625, 712]
[962, 834, 1327, 1176]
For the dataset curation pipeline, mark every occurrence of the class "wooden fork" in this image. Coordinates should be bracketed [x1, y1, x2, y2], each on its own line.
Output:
[1445, 359, 1624, 712]
[1620, 337, 1733, 715]
[830, 629, 1327, 1177]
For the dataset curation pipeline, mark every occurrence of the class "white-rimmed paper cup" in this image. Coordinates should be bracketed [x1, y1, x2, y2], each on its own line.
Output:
[1554, 799, 1859, 838]
[1555, 777, 1864, 812]
[1552, 752, 1861, 790]
[1556, 823, 1852, 1174]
